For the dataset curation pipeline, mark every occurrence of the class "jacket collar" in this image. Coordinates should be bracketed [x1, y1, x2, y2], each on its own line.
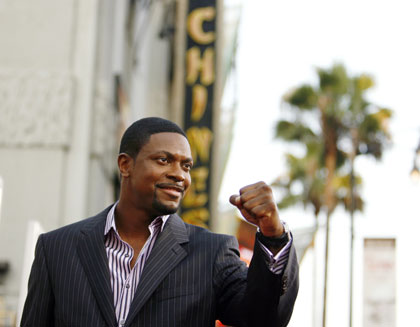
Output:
[77, 205, 117, 327]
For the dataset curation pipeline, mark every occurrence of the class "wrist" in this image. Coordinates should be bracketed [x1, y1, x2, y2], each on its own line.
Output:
[259, 220, 284, 238]
[257, 221, 290, 250]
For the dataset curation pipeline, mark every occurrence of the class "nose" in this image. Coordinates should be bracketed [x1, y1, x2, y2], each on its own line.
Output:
[167, 163, 187, 183]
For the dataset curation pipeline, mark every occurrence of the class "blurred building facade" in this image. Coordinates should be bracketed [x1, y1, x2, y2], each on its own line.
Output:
[0, 0, 241, 323]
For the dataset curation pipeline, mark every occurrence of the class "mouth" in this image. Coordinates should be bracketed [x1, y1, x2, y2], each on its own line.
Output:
[156, 183, 184, 198]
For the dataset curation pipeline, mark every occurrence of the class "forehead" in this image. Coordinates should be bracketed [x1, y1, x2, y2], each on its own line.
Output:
[141, 132, 191, 156]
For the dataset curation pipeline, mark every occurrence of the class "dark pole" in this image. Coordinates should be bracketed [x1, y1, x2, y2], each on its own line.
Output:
[349, 158, 354, 327]
[322, 212, 331, 327]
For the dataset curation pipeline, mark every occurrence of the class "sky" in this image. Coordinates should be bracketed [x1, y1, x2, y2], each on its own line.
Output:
[219, 0, 420, 326]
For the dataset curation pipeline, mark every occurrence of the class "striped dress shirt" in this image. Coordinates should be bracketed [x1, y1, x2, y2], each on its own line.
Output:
[104, 203, 291, 326]
[104, 203, 169, 326]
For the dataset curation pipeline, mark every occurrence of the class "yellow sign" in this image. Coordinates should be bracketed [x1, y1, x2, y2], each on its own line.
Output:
[182, 0, 216, 228]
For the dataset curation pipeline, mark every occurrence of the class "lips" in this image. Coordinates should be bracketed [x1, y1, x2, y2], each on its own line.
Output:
[156, 183, 184, 198]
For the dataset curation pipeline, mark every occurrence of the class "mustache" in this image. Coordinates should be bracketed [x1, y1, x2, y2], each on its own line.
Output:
[156, 183, 185, 193]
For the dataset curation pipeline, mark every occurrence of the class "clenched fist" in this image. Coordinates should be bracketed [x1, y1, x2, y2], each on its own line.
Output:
[229, 181, 284, 237]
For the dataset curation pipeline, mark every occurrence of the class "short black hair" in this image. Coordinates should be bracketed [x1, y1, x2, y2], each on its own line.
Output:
[119, 117, 187, 158]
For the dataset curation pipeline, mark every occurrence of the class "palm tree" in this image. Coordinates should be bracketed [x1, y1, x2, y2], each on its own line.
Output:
[274, 64, 392, 327]
[273, 141, 363, 327]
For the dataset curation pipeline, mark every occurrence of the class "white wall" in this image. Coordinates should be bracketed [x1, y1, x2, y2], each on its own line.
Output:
[130, 0, 172, 121]
[0, 0, 101, 309]
[0, 1, 175, 313]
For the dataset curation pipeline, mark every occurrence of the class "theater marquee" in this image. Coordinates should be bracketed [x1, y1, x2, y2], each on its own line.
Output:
[181, 0, 216, 228]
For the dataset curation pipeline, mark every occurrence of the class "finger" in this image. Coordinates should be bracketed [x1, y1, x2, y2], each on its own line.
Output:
[242, 203, 283, 236]
[245, 202, 277, 219]
[239, 181, 266, 197]
[239, 182, 273, 203]
[238, 207, 258, 225]
[241, 193, 273, 213]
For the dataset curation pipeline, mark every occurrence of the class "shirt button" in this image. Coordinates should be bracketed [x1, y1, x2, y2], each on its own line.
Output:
[126, 284, 130, 288]
[125, 254, 130, 257]
[120, 319, 125, 326]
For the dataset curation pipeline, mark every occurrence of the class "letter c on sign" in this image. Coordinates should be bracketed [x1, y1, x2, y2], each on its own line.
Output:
[187, 7, 216, 45]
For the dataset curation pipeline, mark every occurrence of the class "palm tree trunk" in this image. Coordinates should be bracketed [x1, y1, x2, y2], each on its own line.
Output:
[349, 128, 357, 327]
[312, 215, 319, 327]
[322, 211, 331, 327]
[320, 102, 338, 327]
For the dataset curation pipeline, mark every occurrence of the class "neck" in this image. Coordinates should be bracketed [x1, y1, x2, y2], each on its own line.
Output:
[114, 199, 156, 238]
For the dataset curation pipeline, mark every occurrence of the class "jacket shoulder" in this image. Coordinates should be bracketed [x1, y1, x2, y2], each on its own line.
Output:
[182, 220, 239, 248]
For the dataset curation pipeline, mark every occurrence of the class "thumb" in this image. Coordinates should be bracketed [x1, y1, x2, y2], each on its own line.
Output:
[229, 194, 241, 207]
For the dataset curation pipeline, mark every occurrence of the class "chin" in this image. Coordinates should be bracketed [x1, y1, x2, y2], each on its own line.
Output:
[152, 200, 180, 216]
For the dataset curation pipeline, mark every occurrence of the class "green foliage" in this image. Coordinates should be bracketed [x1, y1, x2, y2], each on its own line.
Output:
[276, 120, 316, 142]
[355, 74, 375, 91]
[283, 85, 318, 109]
[317, 64, 349, 95]
[277, 193, 302, 210]
[333, 173, 364, 212]
[274, 151, 325, 216]
[274, 63, 393, 217]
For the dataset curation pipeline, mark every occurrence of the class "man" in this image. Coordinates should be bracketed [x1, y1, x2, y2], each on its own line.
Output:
[21, 117, 298, 327]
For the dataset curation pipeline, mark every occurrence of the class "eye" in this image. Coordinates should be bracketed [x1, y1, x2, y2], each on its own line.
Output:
[157, 157, 168, 164]
[183, 163, 193, 171]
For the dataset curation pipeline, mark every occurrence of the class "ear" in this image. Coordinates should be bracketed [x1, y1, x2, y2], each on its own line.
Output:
[118, 153, 133, 178]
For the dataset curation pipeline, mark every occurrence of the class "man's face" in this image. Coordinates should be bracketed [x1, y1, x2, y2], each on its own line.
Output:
[127, 132, 192, 217]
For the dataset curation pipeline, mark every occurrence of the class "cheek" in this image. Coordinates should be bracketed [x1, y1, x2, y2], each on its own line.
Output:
[133, 169, 159, 190]
[184, 175, 192, 190]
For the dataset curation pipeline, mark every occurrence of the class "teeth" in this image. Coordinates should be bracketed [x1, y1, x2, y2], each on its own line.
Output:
[165, 187, 182, 192]
[157, 185, 183, 194]
[163, 187, 181, 193]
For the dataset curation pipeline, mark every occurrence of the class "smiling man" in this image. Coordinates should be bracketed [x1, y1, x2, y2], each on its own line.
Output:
[21, 117, 298, 327]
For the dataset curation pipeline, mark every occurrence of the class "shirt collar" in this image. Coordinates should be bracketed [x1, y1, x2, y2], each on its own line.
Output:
[104, 201, 170, 236]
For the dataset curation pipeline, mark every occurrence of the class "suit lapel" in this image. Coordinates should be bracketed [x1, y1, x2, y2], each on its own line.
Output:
[125, 214, 189, 326]
[77, 210, 116, 327]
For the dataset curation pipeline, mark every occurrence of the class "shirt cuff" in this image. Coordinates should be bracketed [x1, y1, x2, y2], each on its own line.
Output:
[257, 227, 293, 275]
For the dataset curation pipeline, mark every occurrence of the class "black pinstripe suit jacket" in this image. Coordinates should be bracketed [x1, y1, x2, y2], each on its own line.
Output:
[21, 206, 298, 327]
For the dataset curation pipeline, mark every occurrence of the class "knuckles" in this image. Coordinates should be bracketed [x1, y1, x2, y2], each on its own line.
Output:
[239, 181, 273, 196]
[239, 182, 276, 216]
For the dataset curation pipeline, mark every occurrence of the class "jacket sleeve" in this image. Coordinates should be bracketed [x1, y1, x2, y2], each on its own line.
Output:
[214, 234, 299, 327]
[21, 235, 55, 327]
[213, 235, 248, 325]
[244, 238, 299, 327]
